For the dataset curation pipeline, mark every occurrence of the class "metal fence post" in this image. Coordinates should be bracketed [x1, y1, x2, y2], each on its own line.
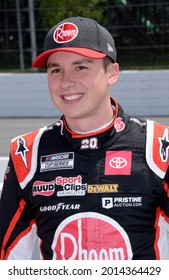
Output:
[16, 0, 25, 71]
[28, 0, 37, 70]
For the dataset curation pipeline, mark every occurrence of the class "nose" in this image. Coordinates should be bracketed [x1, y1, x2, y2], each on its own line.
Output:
[61, 72, 76, 90]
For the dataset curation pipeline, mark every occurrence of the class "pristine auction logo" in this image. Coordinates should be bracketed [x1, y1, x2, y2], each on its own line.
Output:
[51, 212, 133, 260]
[102, 197, 142, 209]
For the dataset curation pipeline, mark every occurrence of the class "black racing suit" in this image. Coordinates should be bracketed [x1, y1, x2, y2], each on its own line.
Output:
[0, 98, 169, 260]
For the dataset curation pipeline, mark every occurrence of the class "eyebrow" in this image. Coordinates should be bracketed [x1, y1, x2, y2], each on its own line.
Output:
[46, 58, 94, 69]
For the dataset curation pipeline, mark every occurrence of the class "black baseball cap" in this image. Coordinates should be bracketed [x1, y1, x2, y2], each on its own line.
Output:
[32, 16, 117, 68]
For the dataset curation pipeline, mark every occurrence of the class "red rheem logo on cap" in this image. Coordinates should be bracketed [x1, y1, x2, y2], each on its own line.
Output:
[53, 22, 78, 43]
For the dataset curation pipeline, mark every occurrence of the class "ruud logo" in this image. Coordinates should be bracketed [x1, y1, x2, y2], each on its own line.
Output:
[32, 180, 55, 196]
[105, 151, 132, 175]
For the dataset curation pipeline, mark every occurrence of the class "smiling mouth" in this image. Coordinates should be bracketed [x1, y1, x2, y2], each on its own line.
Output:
[63, 93, 84, 101]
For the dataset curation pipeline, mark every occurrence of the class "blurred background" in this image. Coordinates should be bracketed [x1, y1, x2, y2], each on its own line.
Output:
[0, 0, 169, 72]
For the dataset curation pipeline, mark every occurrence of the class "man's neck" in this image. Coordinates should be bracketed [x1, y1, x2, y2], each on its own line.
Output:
[65, 108, 115, 133]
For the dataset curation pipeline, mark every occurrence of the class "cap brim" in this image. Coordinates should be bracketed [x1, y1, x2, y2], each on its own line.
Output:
[32, 47, 106, 68]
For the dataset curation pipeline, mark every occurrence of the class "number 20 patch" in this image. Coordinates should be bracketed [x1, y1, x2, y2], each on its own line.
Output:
[81, 138, 98, 149]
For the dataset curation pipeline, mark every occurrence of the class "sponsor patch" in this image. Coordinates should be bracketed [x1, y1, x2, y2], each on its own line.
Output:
[53, 22, 78, 43]
[105, 151, 132, 175]
[102, 196, 142, 209]
[40, 152, 74, 172]
[40, 203, 80, 212]
[32, 180, 55, 196]
[114, 117, 125, 132]
[56, 175, 87, 197]
[88, 184, 118, 193]
[51, 212, 133, 260]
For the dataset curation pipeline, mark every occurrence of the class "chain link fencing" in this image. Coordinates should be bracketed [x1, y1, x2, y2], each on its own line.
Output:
[0, 0, 169, 71]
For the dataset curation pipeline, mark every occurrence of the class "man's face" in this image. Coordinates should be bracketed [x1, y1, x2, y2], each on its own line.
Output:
[47, 52, 118, 126]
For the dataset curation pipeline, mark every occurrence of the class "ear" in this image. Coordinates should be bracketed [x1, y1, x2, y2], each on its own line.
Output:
[108, 63, 119, 85]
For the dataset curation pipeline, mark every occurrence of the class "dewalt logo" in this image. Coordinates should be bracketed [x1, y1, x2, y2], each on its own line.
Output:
[88, 184, 118, 193]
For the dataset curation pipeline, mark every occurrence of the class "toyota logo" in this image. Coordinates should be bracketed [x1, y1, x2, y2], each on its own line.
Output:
[109, 157, 127, 169]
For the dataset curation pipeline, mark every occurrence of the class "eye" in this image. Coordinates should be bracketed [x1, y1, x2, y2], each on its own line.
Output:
[47, 66, 62, 74]
[51, 68, 61, 74]
[76, 65, 87, 71]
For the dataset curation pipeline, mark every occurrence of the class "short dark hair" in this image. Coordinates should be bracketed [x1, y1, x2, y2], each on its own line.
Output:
[103, 56, 114, 71]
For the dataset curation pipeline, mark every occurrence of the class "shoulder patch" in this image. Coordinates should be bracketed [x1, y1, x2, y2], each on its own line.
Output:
[146, 120, 169, 178]
[11, 126, 47, 189]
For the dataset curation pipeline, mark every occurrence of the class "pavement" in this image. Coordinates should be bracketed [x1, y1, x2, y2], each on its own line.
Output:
[0, 117, 57, 157]
[1, 116, 169, 157]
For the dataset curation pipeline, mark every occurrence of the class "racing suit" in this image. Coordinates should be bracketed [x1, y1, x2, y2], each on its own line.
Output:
[0, 98, 169, 260]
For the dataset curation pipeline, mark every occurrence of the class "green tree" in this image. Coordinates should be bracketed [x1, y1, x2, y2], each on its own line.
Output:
[38, 0, 109, 28]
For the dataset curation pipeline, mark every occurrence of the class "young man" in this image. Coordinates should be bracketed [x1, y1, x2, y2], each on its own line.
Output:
[0, 16, 169, 260]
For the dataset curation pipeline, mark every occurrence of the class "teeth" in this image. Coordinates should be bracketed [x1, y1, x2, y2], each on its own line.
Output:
[63, 93, 83, 101]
